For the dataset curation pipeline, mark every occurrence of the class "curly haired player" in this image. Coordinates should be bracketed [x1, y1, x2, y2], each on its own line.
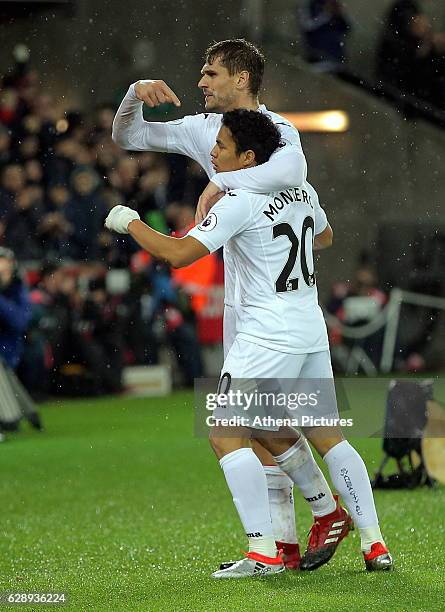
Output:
[107, 108, 392, 577]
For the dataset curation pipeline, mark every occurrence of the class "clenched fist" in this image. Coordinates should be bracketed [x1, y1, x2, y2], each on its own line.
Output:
[105, 205, 140, 234]
[134, 80, 181, 108]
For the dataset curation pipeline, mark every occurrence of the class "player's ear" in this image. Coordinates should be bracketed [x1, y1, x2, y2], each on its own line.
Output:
[236, 70, 250, 91]
[241, 149, 256, 167]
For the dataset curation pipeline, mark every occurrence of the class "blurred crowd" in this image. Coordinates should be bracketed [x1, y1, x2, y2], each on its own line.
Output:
[19, 260, 205, 397]
[0, 36, 439, 399]
[0, 55, 209, 264]
[0, 52, 223, 395]
[299, 0, 445, 112]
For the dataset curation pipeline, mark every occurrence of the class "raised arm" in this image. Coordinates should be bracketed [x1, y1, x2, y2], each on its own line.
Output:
[105, 192, 251, 267]
[104, 204, 208, 268]
[112, 81, 206, 157]
[128, 220, 208, 268]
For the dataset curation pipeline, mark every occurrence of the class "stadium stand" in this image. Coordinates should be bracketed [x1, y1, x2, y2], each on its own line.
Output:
[0, 52, 216, 395]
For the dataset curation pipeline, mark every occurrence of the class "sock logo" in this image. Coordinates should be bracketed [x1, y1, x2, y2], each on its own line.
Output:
[340, 468, 363, 516]
[246, 532, 263, 538]
[305, 492, 326, 503]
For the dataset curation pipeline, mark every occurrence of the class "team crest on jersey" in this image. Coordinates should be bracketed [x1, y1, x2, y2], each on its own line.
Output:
[198, 213, 217, 231]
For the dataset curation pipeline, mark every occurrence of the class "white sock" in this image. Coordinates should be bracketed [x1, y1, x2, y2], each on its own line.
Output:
[219, 448, 277, 558]
[359, 526, 385, 553]
[263, 466, 298, 544]
[274, 437, 337, 517]
[323, 440, 384, 551]
[247, 534, 277, 557]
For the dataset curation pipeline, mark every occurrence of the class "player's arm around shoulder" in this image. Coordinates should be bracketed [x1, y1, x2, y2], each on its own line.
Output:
[272, 119, 307, 184]
[211, 129, 307, 195]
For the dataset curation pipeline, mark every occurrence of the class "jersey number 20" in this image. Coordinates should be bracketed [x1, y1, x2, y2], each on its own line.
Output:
[272, 217, 315, 292]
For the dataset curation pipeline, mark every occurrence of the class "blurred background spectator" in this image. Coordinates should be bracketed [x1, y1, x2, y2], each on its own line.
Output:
[376, 0, 445, 109]
[300, 0, 352, 72]
[0, 245, 42, 430]
[327, 254, 387, 371]
[0, 246, 31, 370]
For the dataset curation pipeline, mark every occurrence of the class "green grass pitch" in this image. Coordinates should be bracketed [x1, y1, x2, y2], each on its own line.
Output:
[1, 390, 445, 611]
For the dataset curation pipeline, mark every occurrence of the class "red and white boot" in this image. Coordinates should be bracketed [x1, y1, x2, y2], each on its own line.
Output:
[363, 542, 393, 571]
[212, 551, 284, 579]
[276, 541, 301, 570]
[300, 495, 353, 570]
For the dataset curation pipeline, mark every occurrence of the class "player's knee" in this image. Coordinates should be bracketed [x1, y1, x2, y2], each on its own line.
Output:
[209, 429, 247, 459]
[209, 432, 229, 458]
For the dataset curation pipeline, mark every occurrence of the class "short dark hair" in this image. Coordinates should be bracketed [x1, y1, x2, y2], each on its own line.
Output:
[205, 39, 265, 97]
[222, 109, 281, 165]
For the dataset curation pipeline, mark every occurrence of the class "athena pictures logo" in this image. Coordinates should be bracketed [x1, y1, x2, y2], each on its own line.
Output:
[198, 213, 217, 231]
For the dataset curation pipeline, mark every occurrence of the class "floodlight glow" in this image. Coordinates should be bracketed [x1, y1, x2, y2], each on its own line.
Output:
[56, 119, 69, 134]
[279, 111, 350, 133]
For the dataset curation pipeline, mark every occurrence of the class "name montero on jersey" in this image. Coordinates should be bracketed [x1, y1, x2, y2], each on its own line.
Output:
[263, 187, 313, 221]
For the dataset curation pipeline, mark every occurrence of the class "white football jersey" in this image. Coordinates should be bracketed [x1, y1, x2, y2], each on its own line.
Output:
[113, 87, 308, 352]
[188, 181, 330, 354]
[156, 106, 305, 308]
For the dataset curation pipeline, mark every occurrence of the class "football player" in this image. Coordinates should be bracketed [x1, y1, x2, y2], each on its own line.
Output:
[106, 109, 392, 578]
[112, 39, 350, 571]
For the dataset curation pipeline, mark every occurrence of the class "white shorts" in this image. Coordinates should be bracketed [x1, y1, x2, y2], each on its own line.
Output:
[222, 337, 334, 379]
[212, 337, 338, 431]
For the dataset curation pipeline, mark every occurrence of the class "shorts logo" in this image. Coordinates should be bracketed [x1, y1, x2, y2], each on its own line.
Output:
[198, 213, 217, 231]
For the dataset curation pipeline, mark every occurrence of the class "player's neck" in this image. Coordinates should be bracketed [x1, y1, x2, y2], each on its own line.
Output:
[225, 95, 260, 112]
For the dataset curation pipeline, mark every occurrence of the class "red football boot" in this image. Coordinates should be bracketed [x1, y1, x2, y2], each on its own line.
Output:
[363, 542, 393, 571]
[276, 542, 301, 570]
[300, 495, 353, 570]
